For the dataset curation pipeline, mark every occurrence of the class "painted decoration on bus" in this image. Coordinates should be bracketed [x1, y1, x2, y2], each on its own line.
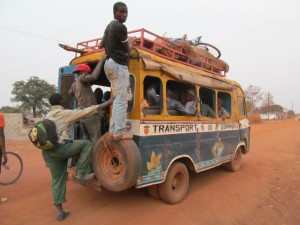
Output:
[212, 138, 224, 158]
[141, 121, 239, 136]
[147, 151, 162, 175]
[125, 121, 132, 131]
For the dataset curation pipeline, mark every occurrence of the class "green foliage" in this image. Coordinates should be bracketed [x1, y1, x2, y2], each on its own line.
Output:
[287, 110, 295, 118]
[11, 76, 57, 117]
[0, 106, 21, 113]
[258, 104, 284, 114]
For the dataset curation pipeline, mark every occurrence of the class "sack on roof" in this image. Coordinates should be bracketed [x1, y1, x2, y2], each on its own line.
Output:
[154, 37, 229, 73]
[28, 119, 58, 150]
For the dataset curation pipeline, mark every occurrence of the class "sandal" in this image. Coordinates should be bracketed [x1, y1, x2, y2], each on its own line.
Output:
[57, 210, 70, 221]
[112, 133, 133, 140]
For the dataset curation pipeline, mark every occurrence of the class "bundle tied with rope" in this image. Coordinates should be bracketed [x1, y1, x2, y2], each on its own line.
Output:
[154, 36, 229, 73]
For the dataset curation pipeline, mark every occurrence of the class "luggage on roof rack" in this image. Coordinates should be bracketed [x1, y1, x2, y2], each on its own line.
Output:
[60, 28, 229, 76]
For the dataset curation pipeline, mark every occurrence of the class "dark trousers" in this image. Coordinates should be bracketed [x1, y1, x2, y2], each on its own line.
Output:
[80, 114, 101, 143]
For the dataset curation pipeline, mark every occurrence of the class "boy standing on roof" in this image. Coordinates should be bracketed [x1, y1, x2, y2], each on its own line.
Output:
[100, 2, 133, 140]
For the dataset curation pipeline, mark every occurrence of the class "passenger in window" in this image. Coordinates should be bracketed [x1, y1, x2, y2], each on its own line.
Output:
[218, 98, 230, 118]
[185, 89, 198, 110]
[200, 104, 216, 117]
[103, 91, 111, 101]
[94, 88, 104, 104]
[145, 84, 160, 106]
[167, 89, 199, 115]
[199, 94, 216, 117]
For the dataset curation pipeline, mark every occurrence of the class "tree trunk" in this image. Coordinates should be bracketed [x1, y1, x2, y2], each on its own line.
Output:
[33, 106, 36, 118]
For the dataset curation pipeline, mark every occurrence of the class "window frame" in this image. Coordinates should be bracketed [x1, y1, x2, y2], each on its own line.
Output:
[127, 73, 136, 114]
[199, 87, 217, 118]
[217, 91, 232, 119]
[143, 75, 163, 115]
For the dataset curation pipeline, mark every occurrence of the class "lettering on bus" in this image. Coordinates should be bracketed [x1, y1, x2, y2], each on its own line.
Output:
[141, 122, 239, 135]
[220, 124, 238, 130]
[153, 124, 198, 133]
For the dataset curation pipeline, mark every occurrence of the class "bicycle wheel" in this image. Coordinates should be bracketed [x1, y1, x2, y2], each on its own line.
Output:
[0, 152, 23, 185]
[197, 42, 221, 58]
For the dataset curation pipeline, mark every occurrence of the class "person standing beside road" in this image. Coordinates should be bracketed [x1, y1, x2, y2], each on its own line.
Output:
[100, 2, 133, 140]
[69, 54, 106, 143]
[42, 93, 113, 221]
[0, 112, 8, 203]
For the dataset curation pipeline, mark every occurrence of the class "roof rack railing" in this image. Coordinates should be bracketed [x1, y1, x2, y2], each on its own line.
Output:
[76, 28, 226, 76]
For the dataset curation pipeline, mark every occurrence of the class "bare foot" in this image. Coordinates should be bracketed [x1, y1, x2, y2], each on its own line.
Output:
[1, 197, 8, 203]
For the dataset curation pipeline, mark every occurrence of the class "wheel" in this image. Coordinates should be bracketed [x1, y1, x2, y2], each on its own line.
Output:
[158, 162, 189, 204]
[197, 42, 221, 58]
[147, 185, 160, 200]
[226, 147, 243, 172]
[93, 134, 142, 192]
[0, 152, 23, 185]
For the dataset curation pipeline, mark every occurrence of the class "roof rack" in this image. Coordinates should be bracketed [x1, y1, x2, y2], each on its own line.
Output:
[76, 28, 227, 76]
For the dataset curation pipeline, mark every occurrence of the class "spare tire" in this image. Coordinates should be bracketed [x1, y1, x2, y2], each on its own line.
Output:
[93, 134, 142, 192]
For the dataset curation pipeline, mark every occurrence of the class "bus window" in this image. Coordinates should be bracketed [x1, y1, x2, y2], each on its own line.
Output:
[199, 87, 216, 118]
[127, 74, 136, 114]
[166, 80, 197, 116]
[238, 98, 246, 117]
[60, 74, 75, 110]
[93, 87, 104, 104]
[144, 76, 162, 115]
[217, 92, 231, 118]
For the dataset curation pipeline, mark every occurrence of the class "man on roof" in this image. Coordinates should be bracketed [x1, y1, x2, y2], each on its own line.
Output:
[100, 2, 133, 140]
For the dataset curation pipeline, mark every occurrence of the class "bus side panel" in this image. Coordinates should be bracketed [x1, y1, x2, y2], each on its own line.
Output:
[239, 118, 250, 153]
[135, 123, 241, 187]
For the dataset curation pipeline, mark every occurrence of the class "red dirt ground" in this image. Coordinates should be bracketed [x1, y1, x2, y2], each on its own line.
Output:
[1, 119, 300, 225]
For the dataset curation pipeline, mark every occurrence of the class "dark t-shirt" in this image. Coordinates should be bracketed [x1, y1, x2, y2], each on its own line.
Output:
[103, 20, 128, 65]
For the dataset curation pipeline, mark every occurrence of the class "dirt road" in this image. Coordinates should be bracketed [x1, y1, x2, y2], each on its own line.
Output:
[1, 119, 300, 225]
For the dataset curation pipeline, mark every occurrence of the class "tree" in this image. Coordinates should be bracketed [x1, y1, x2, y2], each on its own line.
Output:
[0, 106, 21, 113]
[245, 101, 254, 114]
[11, 76, 57, 117]
[261, 92, 274, 108]
[259, 104, 284, 114]
[244, 85, 265, 113]
[287, 110, 295, 118]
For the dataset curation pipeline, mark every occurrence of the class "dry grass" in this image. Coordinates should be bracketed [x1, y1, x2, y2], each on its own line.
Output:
[248, 113, 262, 124]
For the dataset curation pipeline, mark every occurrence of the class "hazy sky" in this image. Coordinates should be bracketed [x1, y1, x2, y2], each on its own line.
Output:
[1, 0, 299, 112]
